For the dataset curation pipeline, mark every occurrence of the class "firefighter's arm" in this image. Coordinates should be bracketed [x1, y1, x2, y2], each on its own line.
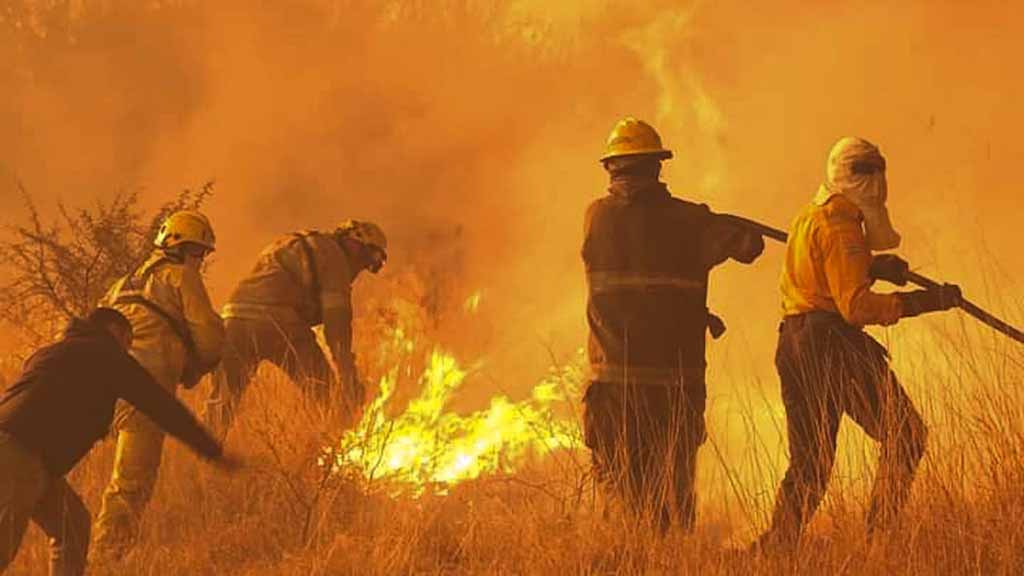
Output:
[317, 241, 359, 383]
[322, 297, 357, 384]
[113, 350, 222, 461]
[323, 297, 366, 415]
[703, 213, 766, 267]
[581, 202, 598, 264]
[820, 217, 902, 326]
[179, 265, 226, 370]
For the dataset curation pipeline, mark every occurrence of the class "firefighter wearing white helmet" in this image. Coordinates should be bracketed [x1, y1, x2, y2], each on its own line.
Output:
[92, 210, 225, 560]
[205, 219, 388, 441]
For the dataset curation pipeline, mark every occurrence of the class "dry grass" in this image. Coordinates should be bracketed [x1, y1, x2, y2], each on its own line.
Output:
[4, 314, 1024, 575]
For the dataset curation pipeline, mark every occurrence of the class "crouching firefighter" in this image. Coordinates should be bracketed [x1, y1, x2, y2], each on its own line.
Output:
[582, 117, 765, 531]
[0, 308, 235, 576]
[204, 220, 388, 441]
[92, 210, 226, 560]
[755, 137, 962, 552]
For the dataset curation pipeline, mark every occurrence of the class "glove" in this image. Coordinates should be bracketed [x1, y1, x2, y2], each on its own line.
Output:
[869, 254, 910, 286]
[340, 365, 367, 424]
[181, 354, 218, 390]
[181, 360, 206, 389]
[899, 284, 962, 317]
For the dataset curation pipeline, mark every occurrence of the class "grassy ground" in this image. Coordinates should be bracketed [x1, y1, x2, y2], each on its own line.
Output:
[5, 319, 1024, 575]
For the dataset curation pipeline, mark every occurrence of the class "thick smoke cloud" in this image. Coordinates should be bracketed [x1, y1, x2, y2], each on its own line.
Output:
[2, 0, 1022, 396]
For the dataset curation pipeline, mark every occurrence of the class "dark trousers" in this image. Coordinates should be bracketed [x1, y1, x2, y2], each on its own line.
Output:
[205, 317, 336, 440]
[0, 433, 90, 576]
[763, 312, 927, 546]
[583, 381, 705, 531]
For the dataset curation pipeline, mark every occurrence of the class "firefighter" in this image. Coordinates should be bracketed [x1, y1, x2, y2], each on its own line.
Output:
[204, 220, 387, 441]
[754, 137, 962, 551]
[0, 307, 235, 576]
[582, 117, 765, 531]
[92, 211, 226, 560]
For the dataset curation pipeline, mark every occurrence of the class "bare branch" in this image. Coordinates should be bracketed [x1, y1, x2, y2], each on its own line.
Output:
[0, 182, 213, 346]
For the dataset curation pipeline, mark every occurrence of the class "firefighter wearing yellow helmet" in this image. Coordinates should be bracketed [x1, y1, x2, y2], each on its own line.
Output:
[599, 117, 674, 162]
[582, 118, 765, 531]
[92, 210, 225, 560]
[204, 219, 388, 441]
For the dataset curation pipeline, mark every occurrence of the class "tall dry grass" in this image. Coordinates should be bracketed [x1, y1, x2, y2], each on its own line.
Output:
[3, 310, 1024, 575]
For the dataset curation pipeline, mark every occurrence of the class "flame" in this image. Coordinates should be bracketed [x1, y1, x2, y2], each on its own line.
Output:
[324, 292, 583, 495]
[463, 290, 483, 315]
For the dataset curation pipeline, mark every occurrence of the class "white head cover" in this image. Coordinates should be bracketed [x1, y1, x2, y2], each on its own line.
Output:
[813, 137, 901, 251]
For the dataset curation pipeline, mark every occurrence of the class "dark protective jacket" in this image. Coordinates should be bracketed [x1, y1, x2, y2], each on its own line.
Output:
[0, 318, 221, 476]
[582, 178, 764, 399]
[222, 231, 357, 383]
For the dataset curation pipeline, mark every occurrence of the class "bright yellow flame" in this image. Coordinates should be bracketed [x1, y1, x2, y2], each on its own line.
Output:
[326, 298, 583, 495]
[463, 290, 483, 315]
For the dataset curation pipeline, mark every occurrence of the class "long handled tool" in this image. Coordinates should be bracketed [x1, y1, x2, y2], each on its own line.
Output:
[903, 271, 1024, 344]
[723, 214, 1024, 345]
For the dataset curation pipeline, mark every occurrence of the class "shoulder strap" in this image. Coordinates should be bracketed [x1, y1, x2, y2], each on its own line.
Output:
[290, 232, 323, 319]
[114, 294, 198, 357]
[112, 256, 200, 365]
[121, 254, 180, 292]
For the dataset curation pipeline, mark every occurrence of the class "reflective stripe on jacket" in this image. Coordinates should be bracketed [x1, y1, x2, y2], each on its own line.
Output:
[224, 231, 357, 377]
[225, 232, 353, 327]
[583, 179, 761, 387]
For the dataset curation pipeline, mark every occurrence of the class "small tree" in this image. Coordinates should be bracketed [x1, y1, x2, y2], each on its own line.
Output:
[0, 181, 213, 344]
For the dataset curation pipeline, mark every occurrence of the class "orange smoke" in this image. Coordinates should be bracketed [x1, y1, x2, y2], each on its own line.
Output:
[2, 0, 1023, 514]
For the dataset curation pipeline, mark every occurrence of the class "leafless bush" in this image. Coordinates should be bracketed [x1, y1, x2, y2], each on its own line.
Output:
[0, 181, 213, 343]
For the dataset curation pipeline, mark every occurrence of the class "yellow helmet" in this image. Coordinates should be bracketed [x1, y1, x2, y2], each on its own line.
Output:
[336, 219, 388, 273]
[600, 117, 673, 162]
[154, 210, 216, 251]
[336, 220, 387, 252]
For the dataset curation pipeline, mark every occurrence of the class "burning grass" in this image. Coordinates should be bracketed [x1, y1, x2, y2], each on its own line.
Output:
[4, 292, 1024, 575]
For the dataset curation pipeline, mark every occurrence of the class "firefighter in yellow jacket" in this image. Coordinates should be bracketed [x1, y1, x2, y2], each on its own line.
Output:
[204, 220, 387, 441]
[91, 211, 225, 559]
[582, 118, 764, 531]
[755, 137, 962, 551]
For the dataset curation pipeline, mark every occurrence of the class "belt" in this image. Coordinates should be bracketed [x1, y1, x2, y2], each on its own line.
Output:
[781, 310, 844, 328]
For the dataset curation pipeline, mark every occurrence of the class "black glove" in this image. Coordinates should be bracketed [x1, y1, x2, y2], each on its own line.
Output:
[182, 355, 218, 390]
[341, 365, 367, 416]
[869, 254, 910, 286]
[899, 284, 962, 317]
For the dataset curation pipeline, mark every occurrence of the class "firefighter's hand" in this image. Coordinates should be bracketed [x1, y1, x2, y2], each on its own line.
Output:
[900, 283, 963, 317]
[348, 379, 367, 408]
[341, 374, 368, 427]
[935, 283, 963, 310]
[869, 254, 910, 286]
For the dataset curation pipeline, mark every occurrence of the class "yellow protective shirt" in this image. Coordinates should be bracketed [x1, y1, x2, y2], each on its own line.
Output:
[104, 251, 225, 387]
[780, 193, 902, 327]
